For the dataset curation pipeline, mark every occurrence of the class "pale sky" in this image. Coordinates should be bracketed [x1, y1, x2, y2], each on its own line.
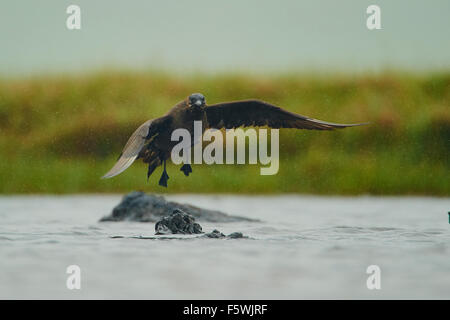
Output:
[0, 0, 449, 75]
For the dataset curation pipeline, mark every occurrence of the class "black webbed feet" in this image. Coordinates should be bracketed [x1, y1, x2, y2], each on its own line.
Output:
[158, 160, 169, 187]
[180, 164, 192, 177]
[158, 170, 169, 187]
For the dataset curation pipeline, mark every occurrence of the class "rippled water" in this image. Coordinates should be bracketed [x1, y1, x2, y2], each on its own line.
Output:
[0, 195, 449, 299]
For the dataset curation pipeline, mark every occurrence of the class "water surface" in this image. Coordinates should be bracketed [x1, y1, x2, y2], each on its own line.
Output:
[0, 195, 449, 299]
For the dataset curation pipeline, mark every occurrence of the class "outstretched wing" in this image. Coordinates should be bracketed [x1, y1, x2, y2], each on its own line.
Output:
[101, 116, 170, 179]
[206, 100, 368, 130]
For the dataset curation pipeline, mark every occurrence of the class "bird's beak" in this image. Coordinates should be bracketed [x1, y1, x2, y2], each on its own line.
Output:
[195, 100, 202, 106]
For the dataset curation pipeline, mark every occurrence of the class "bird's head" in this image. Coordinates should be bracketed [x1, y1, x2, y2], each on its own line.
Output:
[188, 93, 206, 109]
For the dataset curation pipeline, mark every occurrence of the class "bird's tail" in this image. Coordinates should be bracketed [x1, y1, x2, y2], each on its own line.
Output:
[146, 157, 161, 181]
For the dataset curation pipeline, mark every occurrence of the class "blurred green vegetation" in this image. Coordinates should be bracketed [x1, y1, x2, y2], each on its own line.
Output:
[0, 71, 448, 195]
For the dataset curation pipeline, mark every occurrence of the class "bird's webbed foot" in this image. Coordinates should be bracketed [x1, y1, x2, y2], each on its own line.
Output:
[158, 160, 169, 187]
[180, 164, 192, 177]
[158, 170, 169, 187]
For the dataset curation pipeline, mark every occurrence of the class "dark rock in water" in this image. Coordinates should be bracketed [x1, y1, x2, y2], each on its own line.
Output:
[203, 229, 226, 238]
[202, 229, 247, 239]
[99, 191, 257, 223]
[227, 232, 246, 239]
[155, 209, 203, 235]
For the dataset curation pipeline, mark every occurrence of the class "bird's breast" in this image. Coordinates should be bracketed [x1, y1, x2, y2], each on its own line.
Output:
[153, 109, 207, 152]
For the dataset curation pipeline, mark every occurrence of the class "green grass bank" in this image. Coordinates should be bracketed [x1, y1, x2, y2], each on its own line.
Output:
[0, 71, 448, 195]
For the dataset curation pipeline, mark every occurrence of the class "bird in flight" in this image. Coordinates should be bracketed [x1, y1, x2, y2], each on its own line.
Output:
[102, 93, 367, 187]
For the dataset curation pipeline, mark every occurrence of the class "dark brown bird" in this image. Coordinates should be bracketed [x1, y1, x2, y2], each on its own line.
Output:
[102, 93, 367, 187]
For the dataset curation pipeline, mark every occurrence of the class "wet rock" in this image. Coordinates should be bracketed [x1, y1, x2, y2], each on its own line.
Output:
[227, 232, 246, 239]
[155, 209, 202, 235]
[99, 191, 257, 223]
[203, 229, 226, 238]
[202, 229, 247, 239]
